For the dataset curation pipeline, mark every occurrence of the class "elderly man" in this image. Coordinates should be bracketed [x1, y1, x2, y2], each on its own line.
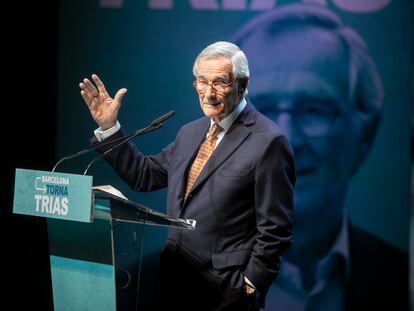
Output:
[233, 4, 408, 310]
[79, 41, 295, 311]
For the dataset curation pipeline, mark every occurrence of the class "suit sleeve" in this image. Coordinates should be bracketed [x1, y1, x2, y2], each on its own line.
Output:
[243, 135, 295, 293]
[94, 128, 175, 192]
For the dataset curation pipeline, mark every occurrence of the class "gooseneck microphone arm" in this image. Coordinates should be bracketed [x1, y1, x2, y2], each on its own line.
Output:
[51, 110, 175, 173]
[82, 123, 163, 176]
[51, 134, 134, 172]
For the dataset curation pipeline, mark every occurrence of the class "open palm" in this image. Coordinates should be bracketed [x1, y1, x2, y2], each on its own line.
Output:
[79, 74, 127, 130]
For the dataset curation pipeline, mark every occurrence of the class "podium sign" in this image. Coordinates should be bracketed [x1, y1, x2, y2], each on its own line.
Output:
[13, 168, 93, 222]
[13, 168, 195, 310]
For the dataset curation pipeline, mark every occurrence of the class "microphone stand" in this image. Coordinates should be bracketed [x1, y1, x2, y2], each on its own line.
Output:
[52, 129, 147, 173]
[83, 123, 163, 175]
[52, 110, 175, 173]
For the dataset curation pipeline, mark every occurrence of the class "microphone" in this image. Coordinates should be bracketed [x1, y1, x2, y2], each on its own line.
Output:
[51, 110, 175, 173]
[150, 110, 175, 126]
[83, 123, 163, 175]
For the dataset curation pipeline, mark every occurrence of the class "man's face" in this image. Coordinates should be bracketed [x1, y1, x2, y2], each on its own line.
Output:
[241, 27, 364, 227]
[195, 56, 241, 122]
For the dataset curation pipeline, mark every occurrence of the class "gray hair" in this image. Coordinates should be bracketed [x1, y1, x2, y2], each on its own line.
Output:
[232, 4, 383, 152]
[193, 41, 250, 97]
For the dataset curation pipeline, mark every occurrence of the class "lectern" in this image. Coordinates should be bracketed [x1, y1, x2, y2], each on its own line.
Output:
[13, 168, 196, 311]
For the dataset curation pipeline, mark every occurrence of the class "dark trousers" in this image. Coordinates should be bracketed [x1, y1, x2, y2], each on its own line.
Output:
[152, 247, 260, 311]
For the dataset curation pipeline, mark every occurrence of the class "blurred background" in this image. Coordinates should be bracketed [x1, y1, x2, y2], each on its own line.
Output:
[3, 0, 413, 309]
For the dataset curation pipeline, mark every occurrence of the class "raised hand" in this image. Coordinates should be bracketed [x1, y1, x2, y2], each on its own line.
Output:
[79, 74, 127, 130]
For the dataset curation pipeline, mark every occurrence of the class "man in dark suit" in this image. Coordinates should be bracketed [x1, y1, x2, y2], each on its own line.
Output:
[79, 41, 295, 310]
[233, 4, 409, 310]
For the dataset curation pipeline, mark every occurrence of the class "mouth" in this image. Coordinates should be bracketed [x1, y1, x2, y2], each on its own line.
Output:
[203, 102, 221, 107]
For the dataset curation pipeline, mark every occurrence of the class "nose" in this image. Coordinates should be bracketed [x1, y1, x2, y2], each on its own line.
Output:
[274, 112, 304, 150]
[204, 83, 216, 99]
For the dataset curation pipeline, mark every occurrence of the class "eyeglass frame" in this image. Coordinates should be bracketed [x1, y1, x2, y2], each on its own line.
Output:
[254, 98, 346, 137]
[193, 78, 237, 95]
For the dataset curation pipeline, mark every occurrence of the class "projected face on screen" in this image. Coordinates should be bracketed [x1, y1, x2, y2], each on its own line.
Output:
[230, 4, 414, 310]
[243, 27, 365, 233]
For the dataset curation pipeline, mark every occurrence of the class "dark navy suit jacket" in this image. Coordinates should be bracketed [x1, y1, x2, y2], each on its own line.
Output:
[97, 102, 295, 295]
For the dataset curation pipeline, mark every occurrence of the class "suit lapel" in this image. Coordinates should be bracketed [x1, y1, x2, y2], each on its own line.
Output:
[185, 102, 256, 201]
[189, 123, 251, 195]
[176, 118, 210, 206]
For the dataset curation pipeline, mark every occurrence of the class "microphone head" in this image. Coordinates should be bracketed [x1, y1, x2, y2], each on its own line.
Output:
[151, 110, 175, 126]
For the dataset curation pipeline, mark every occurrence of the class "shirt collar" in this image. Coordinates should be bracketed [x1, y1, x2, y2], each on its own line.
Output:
[313, 212, 350, 287]
[329, 213, 350, 277]
[279, 213, 350, 292]
[210, 98, 247, 132]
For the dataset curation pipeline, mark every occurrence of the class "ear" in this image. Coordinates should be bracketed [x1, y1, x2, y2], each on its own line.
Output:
[238, 77, 249, 95]
[350, 129, 371, 176]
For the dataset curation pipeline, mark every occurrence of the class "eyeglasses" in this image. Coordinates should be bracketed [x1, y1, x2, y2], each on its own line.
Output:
[193, 79, 236, 94]
[256, 99, 342, 137]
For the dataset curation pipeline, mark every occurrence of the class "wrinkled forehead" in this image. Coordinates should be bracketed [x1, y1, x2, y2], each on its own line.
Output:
[241, 26, 350, 100]
[195, 56, 233, 79]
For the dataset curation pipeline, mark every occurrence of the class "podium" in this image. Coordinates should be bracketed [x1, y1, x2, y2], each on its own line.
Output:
[13, 168, 195, 311]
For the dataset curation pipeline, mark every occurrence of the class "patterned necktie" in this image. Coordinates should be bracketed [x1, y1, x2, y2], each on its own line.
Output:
[185, 123, 223, 199]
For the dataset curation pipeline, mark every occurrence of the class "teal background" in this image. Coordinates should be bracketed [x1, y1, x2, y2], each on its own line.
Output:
[57, 0, 412, 254]
[4, 0, 410, 309]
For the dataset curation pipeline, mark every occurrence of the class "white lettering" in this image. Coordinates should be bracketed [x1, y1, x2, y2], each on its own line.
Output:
[34, 195, 70, 216]
[145, 0, 391, 12]
[61, 198, 69, 215]
[99, 0, 392, 12]
[189, 0, 219, 10]
[52, 197, 61, 215]
[250, 0, 277, 10]
[34, 194, 42, 212]
[148, 0, 219, 9]
[333, 0, 391, 13]
[41, 176, 69, 185]
[222, 0, 246, 10]
[41, 195, 50, 213]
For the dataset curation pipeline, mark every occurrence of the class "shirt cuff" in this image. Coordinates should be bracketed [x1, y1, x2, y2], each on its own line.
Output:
[94, 121, 121, 142]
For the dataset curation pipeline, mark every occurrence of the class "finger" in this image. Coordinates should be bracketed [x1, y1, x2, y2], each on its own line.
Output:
[80, 89, 94, 108]
[80, 82, 100, 110]
[83, 78, 99, 97]
[79, 82, 92, 97]
[81, 90, 101, 114]
[79, 82, 87, 90]
[80, 82, 93, 100]
[91, 74, 108, 94]
[113, 88, 128, 111]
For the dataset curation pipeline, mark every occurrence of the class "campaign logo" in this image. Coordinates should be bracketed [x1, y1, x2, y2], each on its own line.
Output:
[34, 175, 70, 216]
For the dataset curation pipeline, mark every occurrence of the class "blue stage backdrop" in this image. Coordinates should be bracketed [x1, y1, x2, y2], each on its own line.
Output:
[57, 0, 413, 309]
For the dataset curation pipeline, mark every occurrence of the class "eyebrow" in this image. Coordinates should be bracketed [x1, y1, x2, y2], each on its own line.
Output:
[196, 75, 229, 81]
